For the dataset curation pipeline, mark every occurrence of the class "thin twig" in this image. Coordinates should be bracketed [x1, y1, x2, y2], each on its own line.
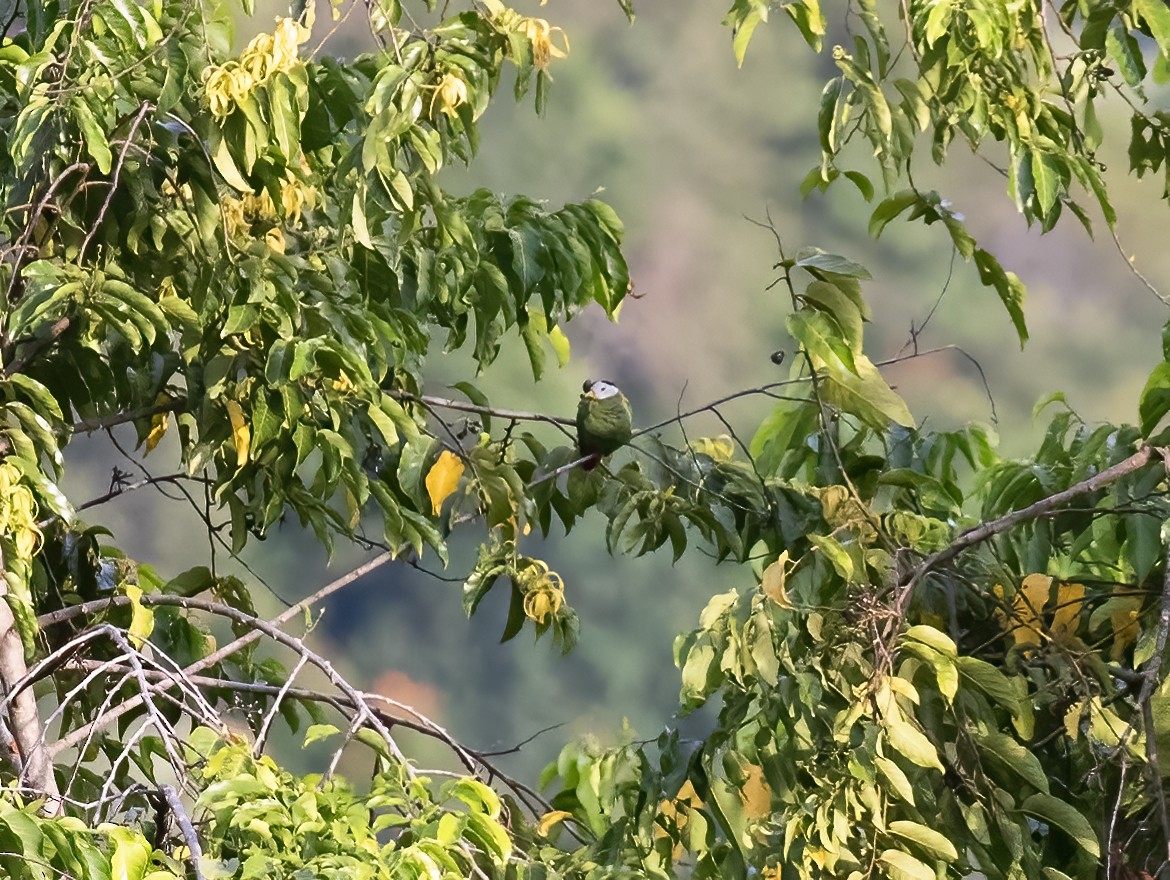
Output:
[44, 554, 396, 755]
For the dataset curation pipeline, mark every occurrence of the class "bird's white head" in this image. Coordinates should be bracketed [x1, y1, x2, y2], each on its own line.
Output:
[586, 379, 621, 399]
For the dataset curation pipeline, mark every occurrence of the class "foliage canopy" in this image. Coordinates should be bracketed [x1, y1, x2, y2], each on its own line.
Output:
[2, 0, 1170, 879]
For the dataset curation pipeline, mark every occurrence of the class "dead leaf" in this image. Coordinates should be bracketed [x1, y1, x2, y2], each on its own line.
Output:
[761, 552, 793, 608]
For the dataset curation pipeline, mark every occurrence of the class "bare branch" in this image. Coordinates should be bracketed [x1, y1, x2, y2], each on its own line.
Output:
[160, 784, 204, 880]
[47, 571, 406, 765]
[78, 102, 153, 262]
[388, 389, 576, 429]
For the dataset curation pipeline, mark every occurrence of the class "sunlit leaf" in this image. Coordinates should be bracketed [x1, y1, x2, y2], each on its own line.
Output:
[425, 450, 465, 516]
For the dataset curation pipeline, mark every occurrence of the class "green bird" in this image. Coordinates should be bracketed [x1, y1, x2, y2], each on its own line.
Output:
[576, 378, 633, 470]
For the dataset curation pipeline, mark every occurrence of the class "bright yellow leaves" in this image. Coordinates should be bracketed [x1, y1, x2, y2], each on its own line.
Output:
[536, 810, 572, 837]
[482, 1, 569, 74]
[517, 559, 566, 624]
[144, 392, 174, 455]
[1050, 580, 1084, 641]
[430, 72, 469, 118]
[518, 15, 569, 72]
[1109, 600, 1142, 662]
[0, 462, 42, 564]
[202, 13, 311, 119]
[280, 174, 318, 224]
[992, 574, 1150, 664]
[224, 400, 250, 469]
[689, 435, 735, 461]
[995, 573, 1051, 650]
[425, 450, 465, 515]
[739, 763, 772, 819]
[220, 172, 317, 249]
[654, 779, 702, 861]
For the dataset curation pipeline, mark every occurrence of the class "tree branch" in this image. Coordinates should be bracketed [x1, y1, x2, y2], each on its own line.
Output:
[388, 389, 576, 428]
[43, 553, 395, 756]
[0, 546, 61, 814]
[909, 445, 1160, 589]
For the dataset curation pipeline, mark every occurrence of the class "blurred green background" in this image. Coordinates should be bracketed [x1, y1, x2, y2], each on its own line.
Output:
[64, 0, 1170, 782]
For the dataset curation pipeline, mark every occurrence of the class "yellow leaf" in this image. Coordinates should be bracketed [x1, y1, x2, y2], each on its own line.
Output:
[124, 584, 155, 649]
[1006, 573, 1050, 649]
[145, 412, 168, 454]
[1112, 605, 1141, 661]
[740, 763, 771, 819]
[536, 810, 573, 837]
[1051, 581, 1085, 642]
[425, 450, 465, 515]
[224, 400, 250, 469]
[761, 552, 793, 608]
[548, 324, 570, 367]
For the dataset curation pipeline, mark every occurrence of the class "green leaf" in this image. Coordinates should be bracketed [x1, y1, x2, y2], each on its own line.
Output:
[725, 0, 769, 68]
[843, 170, 875, 201]
[888, 820, 958, 861]
[1031, 151, 1062, 218]
[874, 756, 915, 805]
[788, 308, 857, 374]
[821, 354, 916, 429]
[974, 729, 1049, 793]
[1020, 792, 1100, 857]
[209, 128, 251, 192]
[973, 248, 1028, 347]
[1106, 24, 1146, 87]
[1136, 0, 1170, 55]
[750, 399, 817, 474]
[1139, 361, 1170, 436]
[801, 280, 864, 351]
[466, 811, 512, 863]
[783, 0, 825, 50]
[795, 247, 872, 279]
[809, 533, 854, 580]
[303, 723, 340, 747]
[818, 77, 843, 154]
[869, 189, 920, 237]
[884, 715, 943, 770]
[99, 826, 150, 880]
[445, 778, 502, 818]
[680, 642, 717, 708]
[72, 97, 112, 174]
[878, 848, 935, 880]
[903, 624, 957, 658]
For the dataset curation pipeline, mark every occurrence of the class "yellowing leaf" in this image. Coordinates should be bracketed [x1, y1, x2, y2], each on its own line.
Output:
[875, 755, 915, 805]
[999, 573, 1049, 650]
[1051, 581, 1084, 642]
[761, 552, 793, 608]
[1111, 602, 1142, 661]
[144, 412, 169, 454]
[888, 820, 959, 861]
[224, 400, 250, 468]
[548, 324, 571, 367]
[124, 583, 155, 649]
[536, 810, 573, 836]
[690, 435, 735, 461]
[884, 715, 943, 771]
[425, 450, 465, 515]
[740, 763, 771, 818]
